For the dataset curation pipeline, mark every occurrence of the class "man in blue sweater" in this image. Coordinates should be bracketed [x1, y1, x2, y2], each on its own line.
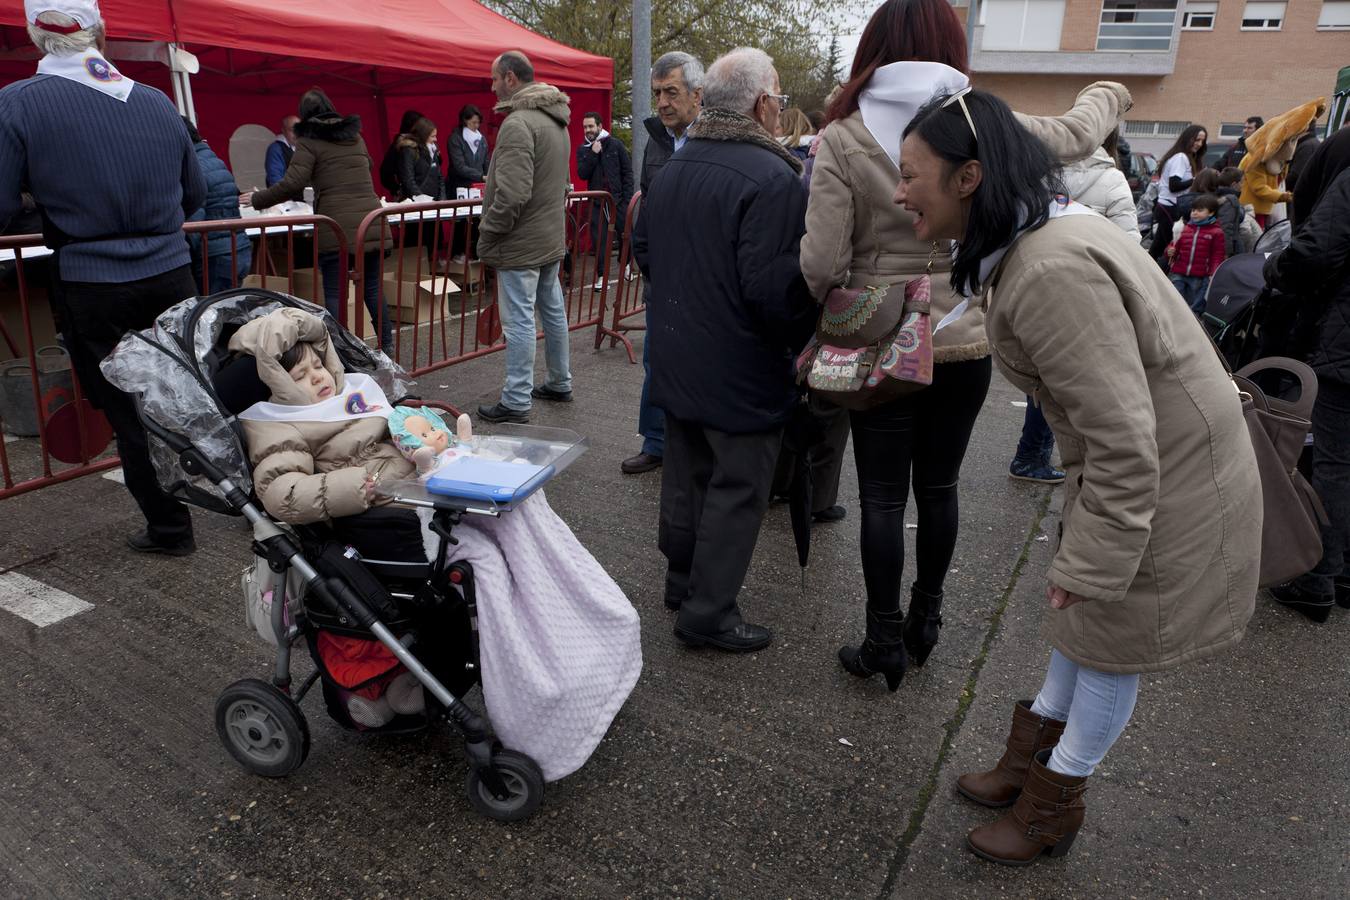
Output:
[0, 1, 206, 555]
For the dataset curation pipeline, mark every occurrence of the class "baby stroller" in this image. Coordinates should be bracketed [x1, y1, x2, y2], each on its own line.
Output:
[101, 288, 558, 821]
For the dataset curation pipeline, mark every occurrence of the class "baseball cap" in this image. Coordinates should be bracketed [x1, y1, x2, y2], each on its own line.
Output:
[25, 1, 102, 33]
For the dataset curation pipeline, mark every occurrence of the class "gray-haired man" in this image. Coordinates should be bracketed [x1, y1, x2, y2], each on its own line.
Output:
[621, 51, 704, 476]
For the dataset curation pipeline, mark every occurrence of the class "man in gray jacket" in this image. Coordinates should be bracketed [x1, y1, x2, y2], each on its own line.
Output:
[476, 51, 573, 423]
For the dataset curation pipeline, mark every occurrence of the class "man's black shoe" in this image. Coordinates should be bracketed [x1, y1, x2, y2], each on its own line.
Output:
[621, 452, 662, 475]
[126, 531, 196, 557]
[1269, 582, 1334, 623]
[674, 622, 772, 652]
[812, 505, 847, 524]
[530, 385, 573, 403]
[477, 402, 530, 424]
[664, 593, 684, 612]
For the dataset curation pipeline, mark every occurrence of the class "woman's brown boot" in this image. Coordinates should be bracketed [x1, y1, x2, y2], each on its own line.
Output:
[956, 700, 1066, 808]
[966, 748, 1088, 866]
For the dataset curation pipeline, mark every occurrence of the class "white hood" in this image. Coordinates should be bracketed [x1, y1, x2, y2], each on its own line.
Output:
[858, 61, 970, 171]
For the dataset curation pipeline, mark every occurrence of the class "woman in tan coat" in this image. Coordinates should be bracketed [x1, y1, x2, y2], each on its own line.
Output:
[894, 88, 1261, 866]
[801, 0, 1135, 690]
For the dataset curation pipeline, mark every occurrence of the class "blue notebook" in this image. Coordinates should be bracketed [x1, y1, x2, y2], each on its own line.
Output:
[425, 456, 555, 504]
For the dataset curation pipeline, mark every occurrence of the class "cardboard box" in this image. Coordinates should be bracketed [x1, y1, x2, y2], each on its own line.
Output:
[241, 270, 377, 337]
[380, 274, 460, 325]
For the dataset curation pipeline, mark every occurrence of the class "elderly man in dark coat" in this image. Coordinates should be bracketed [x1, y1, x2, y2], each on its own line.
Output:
[633, 47, 816, 653]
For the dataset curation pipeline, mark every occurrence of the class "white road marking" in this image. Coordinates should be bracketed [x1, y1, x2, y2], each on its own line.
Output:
[102, 468, 125, 484]
[0, 571, 93, 627]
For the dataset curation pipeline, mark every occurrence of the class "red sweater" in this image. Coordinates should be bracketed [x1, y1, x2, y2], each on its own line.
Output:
[1170, 221, 1227, 277]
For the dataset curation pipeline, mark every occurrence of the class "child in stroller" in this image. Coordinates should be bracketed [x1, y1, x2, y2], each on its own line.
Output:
[99, 291, 641, 821]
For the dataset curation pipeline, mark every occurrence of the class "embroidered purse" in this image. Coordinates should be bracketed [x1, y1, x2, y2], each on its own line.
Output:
[795, 248, 938, 411]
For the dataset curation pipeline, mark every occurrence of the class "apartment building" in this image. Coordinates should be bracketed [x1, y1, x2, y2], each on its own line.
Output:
[959, 0, 1349, 154]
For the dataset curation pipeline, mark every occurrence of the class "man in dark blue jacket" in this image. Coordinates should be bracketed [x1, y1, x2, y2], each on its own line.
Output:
[576, 112, 633, 285]
[0, 3, 205, 555]
[633, 48, 815, 653]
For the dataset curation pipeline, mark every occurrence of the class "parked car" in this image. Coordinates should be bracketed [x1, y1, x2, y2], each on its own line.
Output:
[1122, 151, 1159, 201]
[1204, 143, 1235, 169]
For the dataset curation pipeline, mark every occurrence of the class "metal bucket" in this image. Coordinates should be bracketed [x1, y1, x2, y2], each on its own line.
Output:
[0, 346, 74, 436]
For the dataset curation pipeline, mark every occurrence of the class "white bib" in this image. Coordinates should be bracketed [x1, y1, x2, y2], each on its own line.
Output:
[36, 51, 135, 102]
[238, 373, 392, 425]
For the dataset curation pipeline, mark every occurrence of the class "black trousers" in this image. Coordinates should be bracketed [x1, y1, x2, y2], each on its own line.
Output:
[659, 414, 782, 635]
[849, 356, 991, 612]
[53, 265, 197, 545]
[1149, 201, 1177, 262]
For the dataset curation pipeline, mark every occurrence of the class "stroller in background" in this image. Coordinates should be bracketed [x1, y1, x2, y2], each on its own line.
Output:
[1200, 219, 1294, 370]
[101, 288, 554, 821]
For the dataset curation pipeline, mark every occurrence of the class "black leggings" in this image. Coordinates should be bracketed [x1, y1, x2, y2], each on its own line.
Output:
[849, 356, 992, 612]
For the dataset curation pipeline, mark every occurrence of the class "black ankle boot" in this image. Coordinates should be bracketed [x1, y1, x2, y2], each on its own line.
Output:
[903, 585, 944, 667]
[839, 609, 907, 692]
[1336, 579, 1350, 610]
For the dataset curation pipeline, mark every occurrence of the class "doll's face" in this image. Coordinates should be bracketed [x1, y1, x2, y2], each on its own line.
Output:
[286, 345, 337, 404]
[404, 415, 450, 453]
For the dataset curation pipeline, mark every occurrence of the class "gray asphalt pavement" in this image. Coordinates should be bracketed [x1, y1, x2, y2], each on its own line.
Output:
[0, 324, 1346, 899]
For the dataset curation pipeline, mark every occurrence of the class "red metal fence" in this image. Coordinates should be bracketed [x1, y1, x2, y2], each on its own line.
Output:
[1, 190, 639, 501]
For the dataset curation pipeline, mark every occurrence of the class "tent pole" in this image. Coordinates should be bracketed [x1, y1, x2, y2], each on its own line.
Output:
[372, 70, 389, 146]
[167, 43, 198, 124]
[631, 0, 651, 173]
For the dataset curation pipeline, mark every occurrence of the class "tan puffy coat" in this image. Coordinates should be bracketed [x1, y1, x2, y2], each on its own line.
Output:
[228, 309, 414, 524]
[1061, 148, 1140, 240]
[801, 81, 1134, 364]
[983, 214, 1262, 674]
[477, 82, 572, 270]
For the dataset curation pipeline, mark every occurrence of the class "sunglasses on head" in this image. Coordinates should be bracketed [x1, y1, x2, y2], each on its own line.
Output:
[940, 87, 978, 143]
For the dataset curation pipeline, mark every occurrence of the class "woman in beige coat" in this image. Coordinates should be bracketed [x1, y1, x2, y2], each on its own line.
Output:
[895, 89, 1261, 866]
[801, 0, 1135, 690]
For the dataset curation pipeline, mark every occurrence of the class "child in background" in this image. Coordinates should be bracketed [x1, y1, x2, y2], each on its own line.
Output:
[1166, 194, 1228, 315]
[1215, 168, 1247, 256]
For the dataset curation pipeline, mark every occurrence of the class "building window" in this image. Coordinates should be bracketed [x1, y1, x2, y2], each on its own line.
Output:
[1181, 0, 1217, 28]
[981, 0, 1067, 51]
[1241, 1, 1286, 29]
[1318, 1, 1350, 29]
[1097, 0, 1179, 52]
[1123, 120, 1191, 139]
[1218, 122, 1247, 141]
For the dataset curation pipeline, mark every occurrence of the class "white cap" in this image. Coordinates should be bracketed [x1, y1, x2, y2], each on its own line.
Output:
[25, 0, 102, 32]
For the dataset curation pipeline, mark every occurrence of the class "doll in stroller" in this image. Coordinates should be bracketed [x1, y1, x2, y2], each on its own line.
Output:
[99, 289, 580, 821]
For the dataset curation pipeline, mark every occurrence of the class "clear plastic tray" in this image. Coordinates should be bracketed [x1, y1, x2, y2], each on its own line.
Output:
[375, 424, 587, 515]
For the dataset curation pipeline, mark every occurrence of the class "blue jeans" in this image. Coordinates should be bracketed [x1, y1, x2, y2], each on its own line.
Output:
[1030, 649, 1139, 778]
[496, 260, 571, 411]
[318, 250, 391, 347]
[204, 251, 252, 295]
[1013, 396, 1055, 466]
[638, 330, 665, 456]
[1170, 274, 1210, 316]
[1293, 379, 1350, 595]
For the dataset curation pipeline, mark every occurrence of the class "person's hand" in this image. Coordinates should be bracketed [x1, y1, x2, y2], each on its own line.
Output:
[590, 140, 603, 154]
[239, 191, 254, 208]
[1165, 244, 1176, 259]
[362, 473, 379, 502]
[1280, 192, 1293, 203]
[1047, 584, 1088, 610]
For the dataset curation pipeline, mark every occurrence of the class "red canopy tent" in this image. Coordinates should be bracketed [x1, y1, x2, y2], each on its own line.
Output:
[0, 0, 614, 180]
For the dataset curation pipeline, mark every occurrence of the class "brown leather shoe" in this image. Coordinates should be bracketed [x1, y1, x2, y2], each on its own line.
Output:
[967, 748, 1087, 866]
[957, 700, 1066, 808]
[621, 452, 662, 475]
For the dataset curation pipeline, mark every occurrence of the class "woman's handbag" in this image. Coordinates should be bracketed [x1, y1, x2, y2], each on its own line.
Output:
[794, 258, 936, 411]
[1231, 357, 1327, 587]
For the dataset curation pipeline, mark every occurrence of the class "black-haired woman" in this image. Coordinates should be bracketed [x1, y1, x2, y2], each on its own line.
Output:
[1148, 124, 1208, 263]
[895, 89, 1260, 865]
[242, 88, 392, 347]
[446, 104, 491, 263]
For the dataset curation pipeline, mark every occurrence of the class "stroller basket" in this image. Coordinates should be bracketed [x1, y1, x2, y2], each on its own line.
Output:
[100, 288, 550, 821]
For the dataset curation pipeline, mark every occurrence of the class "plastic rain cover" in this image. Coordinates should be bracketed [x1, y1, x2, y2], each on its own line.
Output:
[100, 290, 412, 512]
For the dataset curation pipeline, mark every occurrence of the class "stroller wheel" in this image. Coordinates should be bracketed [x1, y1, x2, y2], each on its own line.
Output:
[465, 749, 545, 821]
[215, 679, 311, 778]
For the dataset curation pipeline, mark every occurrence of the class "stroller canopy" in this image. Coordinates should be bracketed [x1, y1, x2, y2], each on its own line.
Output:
[101, 290, 412, 512]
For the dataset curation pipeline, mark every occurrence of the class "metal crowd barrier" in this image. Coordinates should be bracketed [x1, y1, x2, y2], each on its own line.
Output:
[608, 192, 646, 349]
[0, 216, 348, 501]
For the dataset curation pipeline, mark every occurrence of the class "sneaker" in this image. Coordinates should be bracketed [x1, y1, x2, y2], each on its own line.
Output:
[1009, 460, 1066, 484]
[812, 505, 847, 524]
[346, 693, 395, 728]
[1269, 582, 1334, 623]
[477, 402, 530, 424]
[126, 530, 196, 557]
[624, 264, 637, 282]
[450, 254, 467, 265]
[530, 385, 573, 403]
[593, 276, 606, 291]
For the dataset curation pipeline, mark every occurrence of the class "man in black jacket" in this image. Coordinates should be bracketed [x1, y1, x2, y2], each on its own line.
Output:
[1264, 159, 1350, 621]
[621, 50, 704, 477]
[576, 112, 633, 286]
[634, 47, 816, 653]
[1217, 116, 1263, 169]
